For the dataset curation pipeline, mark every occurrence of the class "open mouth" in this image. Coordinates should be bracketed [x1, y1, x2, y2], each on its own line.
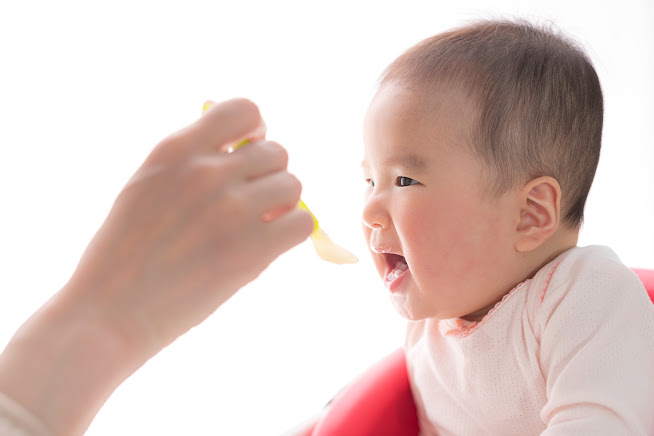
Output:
[383, 253, 409, 289]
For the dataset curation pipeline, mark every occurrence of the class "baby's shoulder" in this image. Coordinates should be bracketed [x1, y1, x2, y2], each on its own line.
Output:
[527, 245, 651, 332]
[545, 245, 642, 301]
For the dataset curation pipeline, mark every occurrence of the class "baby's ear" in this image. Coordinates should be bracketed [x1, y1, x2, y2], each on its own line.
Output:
[514, 176, 561, 252]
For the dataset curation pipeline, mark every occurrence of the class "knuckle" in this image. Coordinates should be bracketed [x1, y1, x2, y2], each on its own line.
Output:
[217, 189, 250, 221]
[228, 98, 262, 129]
[180, 158, 220, 191]
[242, 141, 289, 172]
[286, 173, 302, 198]
[300, 210, 315, 234]
[267, 141, 288, 158]
[147, 131, 186, 163]
[230, 98, 260, 118]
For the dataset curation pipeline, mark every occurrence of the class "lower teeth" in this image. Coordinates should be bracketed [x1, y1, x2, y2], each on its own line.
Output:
[386, 261, 408, 281]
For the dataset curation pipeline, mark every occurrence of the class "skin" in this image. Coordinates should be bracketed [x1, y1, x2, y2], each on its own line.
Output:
[0, 98, 314, 436]
[362, 84, 579, 322]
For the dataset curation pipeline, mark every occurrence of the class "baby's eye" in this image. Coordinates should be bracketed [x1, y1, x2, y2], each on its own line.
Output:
[396, 176, 419, 187]
[366, 179, 375, 188]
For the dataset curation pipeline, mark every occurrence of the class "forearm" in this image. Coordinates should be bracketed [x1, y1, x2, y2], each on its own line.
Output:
[0, 284, 148, 436]
[0, 98, 312, 436]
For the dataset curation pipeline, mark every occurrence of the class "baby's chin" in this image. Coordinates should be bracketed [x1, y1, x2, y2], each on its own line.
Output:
[389, 293, 467, 321]
[389, 293, 432, 321]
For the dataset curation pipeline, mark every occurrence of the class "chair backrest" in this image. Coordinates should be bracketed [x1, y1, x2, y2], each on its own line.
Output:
[311, 268, 654, 436]
[633, 268, 654, 302]
[311, 348, 419, 436]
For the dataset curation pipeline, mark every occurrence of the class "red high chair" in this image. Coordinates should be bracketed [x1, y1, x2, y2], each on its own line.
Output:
[304, 268, 654, 436]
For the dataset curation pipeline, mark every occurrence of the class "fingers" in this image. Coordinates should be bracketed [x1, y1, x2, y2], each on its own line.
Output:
[232, 140, 289, 180]
[144, 98, 266, 167]
[174, 141, 291, 200]
[196, 98, 267, 152]
[243, 170, 302, 216]
[261, 208, 315, 257]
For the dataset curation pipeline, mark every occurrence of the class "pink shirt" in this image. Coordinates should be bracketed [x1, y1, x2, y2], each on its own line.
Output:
[405, 245, 654, 435]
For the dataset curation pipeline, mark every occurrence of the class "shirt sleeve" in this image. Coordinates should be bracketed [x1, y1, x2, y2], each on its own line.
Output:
[538, 259, 654, 436]
[0, 392, 52, 436]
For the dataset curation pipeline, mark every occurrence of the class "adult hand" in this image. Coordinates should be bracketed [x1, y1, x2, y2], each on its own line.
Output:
[0, 98, 314, 436]
[72, 98, 313, 351]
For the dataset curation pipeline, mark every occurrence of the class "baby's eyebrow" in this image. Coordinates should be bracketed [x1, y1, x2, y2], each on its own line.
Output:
[361, 154, 428, 172]
[385, 154, 428, 171]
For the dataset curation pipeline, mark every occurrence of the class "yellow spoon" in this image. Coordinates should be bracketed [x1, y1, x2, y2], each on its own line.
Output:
[202, 101, 358, 265]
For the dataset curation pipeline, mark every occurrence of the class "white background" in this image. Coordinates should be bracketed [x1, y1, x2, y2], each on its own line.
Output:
[0, 1, 652, 435]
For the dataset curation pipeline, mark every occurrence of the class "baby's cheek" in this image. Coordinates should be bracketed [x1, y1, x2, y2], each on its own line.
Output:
[405, 203, 481, 270]
[404, 202, 459, 243]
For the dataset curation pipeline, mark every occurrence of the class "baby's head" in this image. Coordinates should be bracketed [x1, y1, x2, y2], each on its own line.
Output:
[362, 19, 603, 321]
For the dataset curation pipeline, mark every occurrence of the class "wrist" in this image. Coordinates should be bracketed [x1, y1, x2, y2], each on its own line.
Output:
[0, 284, 148, 435]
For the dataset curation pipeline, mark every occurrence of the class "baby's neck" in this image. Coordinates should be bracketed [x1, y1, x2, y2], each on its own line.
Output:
[460, 226, 579, 323]
[521, 225, 579, 281]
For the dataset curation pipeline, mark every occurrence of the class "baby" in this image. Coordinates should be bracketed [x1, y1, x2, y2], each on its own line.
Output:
[361, 19, 654, 435]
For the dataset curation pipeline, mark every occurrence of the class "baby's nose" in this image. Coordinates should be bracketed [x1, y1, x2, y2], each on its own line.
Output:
[362, 195, 389, 230]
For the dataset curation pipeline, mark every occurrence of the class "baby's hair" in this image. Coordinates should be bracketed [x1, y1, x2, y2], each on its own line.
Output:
[379, 18, 603, 226]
